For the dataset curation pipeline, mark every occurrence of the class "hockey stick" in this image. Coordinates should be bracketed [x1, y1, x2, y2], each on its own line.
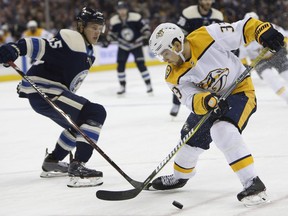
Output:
[8, 61, 142, 188]
[96, 47, 270, 201]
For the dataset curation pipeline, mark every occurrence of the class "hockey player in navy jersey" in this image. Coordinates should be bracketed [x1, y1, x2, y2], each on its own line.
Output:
[149, 16, 284, 206]
[0, 7, 106, 187]
[105, 1, 153, 95]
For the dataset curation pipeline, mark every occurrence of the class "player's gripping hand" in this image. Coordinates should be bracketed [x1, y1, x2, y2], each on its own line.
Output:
[0, 43, 20, 64]
[255, 22, 284, 52]
[204, 93, 229, 119]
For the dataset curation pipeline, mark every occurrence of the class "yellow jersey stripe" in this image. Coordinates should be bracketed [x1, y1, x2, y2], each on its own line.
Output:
[238, 91, 256, 129]
[174, 162, 194, 174]
[230, 155, 254, 172]
[243, 18, 263, 45]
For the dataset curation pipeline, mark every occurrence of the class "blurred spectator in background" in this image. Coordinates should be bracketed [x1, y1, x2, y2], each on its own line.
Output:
[1, 24, 14, 43]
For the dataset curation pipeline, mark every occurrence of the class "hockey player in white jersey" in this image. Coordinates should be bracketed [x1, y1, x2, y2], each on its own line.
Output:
[149, 16, 284, 206]
[239, 12, 288, 104]
[170, 0, 224, 117]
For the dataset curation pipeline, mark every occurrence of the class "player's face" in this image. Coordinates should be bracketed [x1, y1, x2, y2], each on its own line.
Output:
[84, 22, 104, 45]
[199, 0, 213, 11]
[117, 8, 128, 18]
[160, 49, 182, 66]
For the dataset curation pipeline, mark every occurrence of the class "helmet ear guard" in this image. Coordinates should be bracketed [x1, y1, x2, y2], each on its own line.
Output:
[149, 23, 185, 61]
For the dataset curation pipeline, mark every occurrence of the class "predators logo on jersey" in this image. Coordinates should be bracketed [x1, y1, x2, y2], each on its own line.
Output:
[196, 68, 229, 92]
[165, 65, 172, 79]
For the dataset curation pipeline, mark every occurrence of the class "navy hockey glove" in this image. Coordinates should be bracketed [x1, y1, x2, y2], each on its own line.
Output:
[0, 43, 20, 64]
[204, 93, 229, 119]
[143, 38, 149, 46]
[255, 22, 284, 52]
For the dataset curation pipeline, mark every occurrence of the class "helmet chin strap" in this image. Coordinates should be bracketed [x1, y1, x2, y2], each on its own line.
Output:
[179, 53, 186, 62]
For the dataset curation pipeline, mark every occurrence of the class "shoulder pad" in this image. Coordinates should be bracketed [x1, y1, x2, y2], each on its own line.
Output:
[182, 6, 199, 19]
[127, 12, 142, 22]
[110, 15, 121, 26]
[59, 29, 86, 53]
[211, 8, 224, 21]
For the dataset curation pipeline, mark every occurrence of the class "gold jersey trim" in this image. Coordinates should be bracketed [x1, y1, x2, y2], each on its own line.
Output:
[243, 18, 263, 45]
[174, 162, 194, 174]
[230, 155, 254, 172]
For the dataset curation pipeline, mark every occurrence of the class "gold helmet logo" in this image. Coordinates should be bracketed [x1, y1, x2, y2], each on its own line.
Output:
[156, 29, 164, 39]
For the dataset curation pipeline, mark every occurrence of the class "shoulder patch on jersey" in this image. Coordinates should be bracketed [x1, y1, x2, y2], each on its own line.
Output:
[165, 63, 192, 85]
[60, 29, 86, 53]
[165, 65, 172, 79]
[182, 6, 199, 19]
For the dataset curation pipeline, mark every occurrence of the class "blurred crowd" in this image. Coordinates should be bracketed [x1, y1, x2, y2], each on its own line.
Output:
[0, 0, 288, 42]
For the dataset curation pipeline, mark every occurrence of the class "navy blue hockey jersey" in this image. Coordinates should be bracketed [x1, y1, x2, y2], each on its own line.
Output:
[108, 12, 150, 51]
[18, 29, 95, 96]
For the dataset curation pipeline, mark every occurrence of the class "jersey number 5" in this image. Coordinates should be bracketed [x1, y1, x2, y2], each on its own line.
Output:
[48, 38, 63, 48]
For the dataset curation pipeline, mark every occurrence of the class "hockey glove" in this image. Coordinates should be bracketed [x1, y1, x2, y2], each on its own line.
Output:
[143, 38, 149, 46]
[101, 37, 110, 48]
[255, 22, 284, 52]
[0, 43, 20, 64]
[204, 93, 229, 119]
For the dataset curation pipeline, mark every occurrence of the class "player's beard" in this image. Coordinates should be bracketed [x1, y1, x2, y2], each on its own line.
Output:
[200, 3, 212, 13]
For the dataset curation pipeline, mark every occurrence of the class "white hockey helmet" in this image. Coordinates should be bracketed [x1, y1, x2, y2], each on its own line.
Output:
[27, 20, 38, 28]
[149, 23, 185, 61]
[244, 12, 259, 20]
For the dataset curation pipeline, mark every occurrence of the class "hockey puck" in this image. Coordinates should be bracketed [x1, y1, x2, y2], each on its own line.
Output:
[172, 200, 183, 209]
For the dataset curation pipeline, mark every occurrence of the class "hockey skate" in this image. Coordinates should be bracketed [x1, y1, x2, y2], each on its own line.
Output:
[67, 160, 103, 188]
[170, 104, 180, 117]
[147, 174, 188, 190]
[237, 176, 269, 207]
[117, 85, 126, 95]
[40, 149, 70, 178]
[146, 83, 153, 95]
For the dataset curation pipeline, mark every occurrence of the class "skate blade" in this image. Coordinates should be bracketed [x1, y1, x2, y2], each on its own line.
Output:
[241, 191, 270, 207]
[67, 176, 103, 188]
[147, 92, 154, 96]
[40, 171, 68, 178]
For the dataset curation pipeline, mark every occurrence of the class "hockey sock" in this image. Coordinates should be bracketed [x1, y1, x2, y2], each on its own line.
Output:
[52, 143, 70, 161]
[74, 142, 94, 163]
[52, 129, 76, 160]
[173, 145, 204, 179]
[210, 121, 257, 188]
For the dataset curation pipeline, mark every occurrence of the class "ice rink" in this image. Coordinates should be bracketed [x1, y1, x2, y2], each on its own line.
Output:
[0, 64, 288, 216]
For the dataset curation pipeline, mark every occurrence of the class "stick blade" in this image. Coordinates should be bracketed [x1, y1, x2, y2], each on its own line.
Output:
[96, 188, 142, 201]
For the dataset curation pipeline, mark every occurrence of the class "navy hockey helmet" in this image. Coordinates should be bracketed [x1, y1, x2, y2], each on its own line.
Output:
[76, 7, 105, 26]
[117, 1, 128, 9]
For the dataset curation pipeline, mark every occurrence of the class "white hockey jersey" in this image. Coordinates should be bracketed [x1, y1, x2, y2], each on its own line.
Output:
[165, 17, 265, 115]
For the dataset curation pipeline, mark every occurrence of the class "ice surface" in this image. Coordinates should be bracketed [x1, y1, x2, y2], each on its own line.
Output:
[0, 65, 287, 216]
